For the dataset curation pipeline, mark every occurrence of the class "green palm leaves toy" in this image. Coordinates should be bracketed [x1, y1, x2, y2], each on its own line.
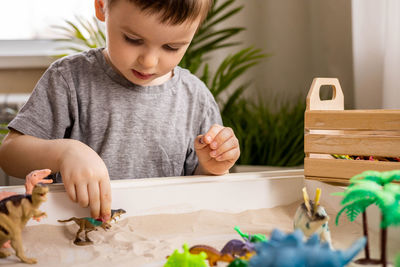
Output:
[333, 170, 400, 266]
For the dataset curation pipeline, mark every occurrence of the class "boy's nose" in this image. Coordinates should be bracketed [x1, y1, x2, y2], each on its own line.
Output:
[138, 51, 158, 69]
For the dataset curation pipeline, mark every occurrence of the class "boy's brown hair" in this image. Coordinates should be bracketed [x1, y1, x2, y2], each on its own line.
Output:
[106, 0, 213, 25]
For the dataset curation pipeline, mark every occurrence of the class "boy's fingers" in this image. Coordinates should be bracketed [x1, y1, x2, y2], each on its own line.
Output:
[40, 179, 53, 184]
[100, 180, 112, 221]
[88, 182, 100, 218]
[215, 147, 240, 162]
[76, 184, 89, 207]
[210, 136, 239, 158]
[194, 135, 208, 150]
[203, 124, 224, 144]
[211, 127, 234, 150]
[65, 181, 77, 202]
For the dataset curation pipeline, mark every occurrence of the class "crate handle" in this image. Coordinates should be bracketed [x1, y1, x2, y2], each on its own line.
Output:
[306, 78, 344, 111]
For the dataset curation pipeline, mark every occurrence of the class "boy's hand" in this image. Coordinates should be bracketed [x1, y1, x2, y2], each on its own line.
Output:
[194, 124, 240, 175]
[59, 140, 111, 221]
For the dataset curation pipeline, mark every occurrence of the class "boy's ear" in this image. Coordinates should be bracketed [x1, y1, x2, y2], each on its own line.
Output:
[95, 0, 106, 22]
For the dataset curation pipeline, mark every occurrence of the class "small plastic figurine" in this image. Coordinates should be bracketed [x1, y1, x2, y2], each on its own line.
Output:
[228, 258, 250, 267]
[334, 170, 400, 266]
[234, 226, 267, 243]
[0, 183, 49, 264]
[189, 244, 234, 266]
[293, 187, 332, 247]
[0, 169, 53, 200]
[58, 216, 112, 245]
[58, 208, 126, 246]
[220, 239, 255, 258]
[248, 229, 366, 267]
[164, 243, 208, 267]
[109, 208, 126, 222]
[0, 169, 52, 250]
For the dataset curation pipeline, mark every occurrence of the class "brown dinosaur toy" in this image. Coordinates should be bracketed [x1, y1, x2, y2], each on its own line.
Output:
[58, 217, 112, 246]
[0, 169, 52, 250]
[58, 208, 126, 246]
[189, 244, 234, 266]
[0, 183, 49, 264]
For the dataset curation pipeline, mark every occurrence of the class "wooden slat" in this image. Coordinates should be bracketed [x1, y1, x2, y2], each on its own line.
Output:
[305, 176, 399, 185]
[305, 134, 400, 157]
[304, 158, 400, 179]
[305, 110, 400, 131]
[305, 176, 350, 185]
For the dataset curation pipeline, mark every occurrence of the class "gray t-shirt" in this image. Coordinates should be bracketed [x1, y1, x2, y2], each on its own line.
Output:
[9, 48, 222, 181]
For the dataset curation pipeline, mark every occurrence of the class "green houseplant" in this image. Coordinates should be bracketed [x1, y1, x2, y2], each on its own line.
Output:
[0, 124, 8, 144]
[54, 0, 305, 167]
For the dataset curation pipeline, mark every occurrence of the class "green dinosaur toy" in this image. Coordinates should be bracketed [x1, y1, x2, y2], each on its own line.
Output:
[234, 226, 267, 243]
[164, 243, 208, 267]
[228, 258, 249, 267]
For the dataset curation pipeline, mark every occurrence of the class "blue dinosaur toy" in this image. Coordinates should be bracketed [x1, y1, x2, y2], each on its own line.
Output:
[249, 229, 366, 267]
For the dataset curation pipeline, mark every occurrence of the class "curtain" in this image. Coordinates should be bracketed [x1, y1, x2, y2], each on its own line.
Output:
[352, 0, 400, 109]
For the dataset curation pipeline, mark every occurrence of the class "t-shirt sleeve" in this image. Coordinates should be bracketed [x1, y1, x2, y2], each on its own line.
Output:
[8, 62, 72, 140]
[184, 93, 223, 175]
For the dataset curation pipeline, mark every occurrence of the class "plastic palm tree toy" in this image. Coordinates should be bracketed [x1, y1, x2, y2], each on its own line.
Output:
[334, 170, 400, 267]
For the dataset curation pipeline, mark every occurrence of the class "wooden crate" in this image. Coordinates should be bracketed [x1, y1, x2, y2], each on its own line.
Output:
[304, 78, 400, 184]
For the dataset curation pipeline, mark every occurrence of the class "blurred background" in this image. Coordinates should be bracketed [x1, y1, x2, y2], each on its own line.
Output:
[0, 0, 399, 185]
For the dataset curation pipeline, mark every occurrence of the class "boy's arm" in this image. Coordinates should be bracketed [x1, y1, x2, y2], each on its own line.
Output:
[0, 130, 65, 178]
[0, 130, 111, 221]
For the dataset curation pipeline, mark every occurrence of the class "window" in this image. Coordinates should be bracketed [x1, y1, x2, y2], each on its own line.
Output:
[0, 0, 95, 40]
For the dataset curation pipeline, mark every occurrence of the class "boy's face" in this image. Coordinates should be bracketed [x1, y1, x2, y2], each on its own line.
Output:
[95, 0, 200, 86]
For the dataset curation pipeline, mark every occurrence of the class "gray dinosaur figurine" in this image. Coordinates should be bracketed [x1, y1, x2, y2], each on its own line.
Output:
[249, 229, 366, 267]
[294, 187, 332, 247]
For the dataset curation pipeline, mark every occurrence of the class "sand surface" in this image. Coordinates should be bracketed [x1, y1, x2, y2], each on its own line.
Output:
[0, 201, 398, 267]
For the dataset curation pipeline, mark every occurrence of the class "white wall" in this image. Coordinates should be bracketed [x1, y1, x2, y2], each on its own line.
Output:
[211, 0, 354, 108]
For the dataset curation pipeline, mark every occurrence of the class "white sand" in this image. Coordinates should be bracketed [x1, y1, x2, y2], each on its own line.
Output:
[0, 201, 398, 267]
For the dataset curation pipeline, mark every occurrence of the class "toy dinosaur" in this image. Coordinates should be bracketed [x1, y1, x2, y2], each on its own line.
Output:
[234, 226, 267, 243]
[58, 217, 112, 245]
[294, 187, 332, 247]
[189, 244, 234, 266]
[248, 229, 366, 267]
[0, 183, 49, 264]
[58, 208, 126, 246]
[0, 169, 52, 206]
[109, 208, 126, 222]
[24, 169, 53, 195]
[0, 169, 52, 250]
[164, 243, 208, 267]
[220, 239, 255, 258]
[228, 258, 249, 267]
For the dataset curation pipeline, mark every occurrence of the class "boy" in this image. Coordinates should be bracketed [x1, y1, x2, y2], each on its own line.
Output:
[0, 0, 240, 221]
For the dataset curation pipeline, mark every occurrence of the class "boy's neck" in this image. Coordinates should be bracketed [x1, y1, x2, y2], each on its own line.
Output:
[146, 70, 173, 86]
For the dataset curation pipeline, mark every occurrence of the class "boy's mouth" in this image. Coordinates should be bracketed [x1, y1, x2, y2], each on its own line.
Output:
[132, 69, 154, 80]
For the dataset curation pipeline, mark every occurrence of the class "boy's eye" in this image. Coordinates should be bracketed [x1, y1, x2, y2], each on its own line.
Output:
[163, 45, 180, 52]
[124, 35, 143, 45]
